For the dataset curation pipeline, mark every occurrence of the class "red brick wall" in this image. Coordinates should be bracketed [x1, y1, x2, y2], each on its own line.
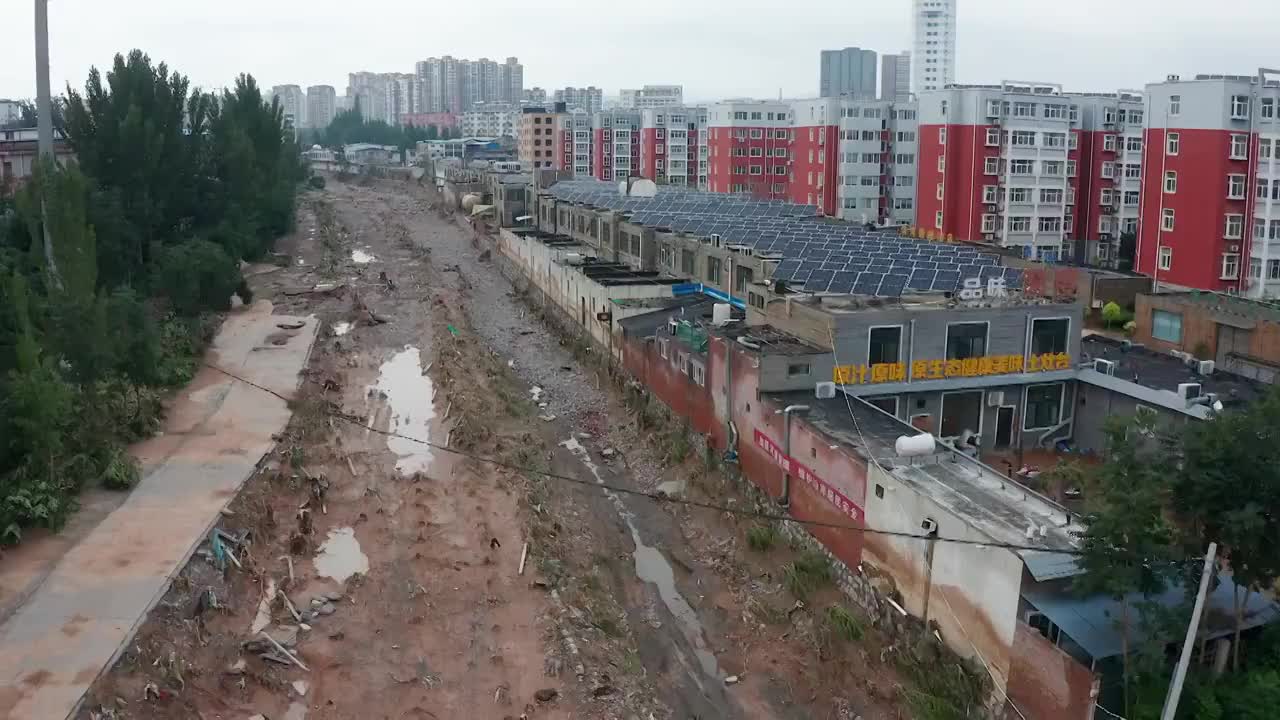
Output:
[1005, 622, 1097, 720]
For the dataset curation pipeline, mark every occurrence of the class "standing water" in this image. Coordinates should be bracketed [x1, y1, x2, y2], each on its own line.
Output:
[351, 249, 376, 264]
[313, 527, 369, 583]
[373, 346, 436, 475]
[559, 437, 721, 683]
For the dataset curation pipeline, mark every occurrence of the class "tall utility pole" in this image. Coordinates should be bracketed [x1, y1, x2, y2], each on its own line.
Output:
[1160, 542, 1218, 720]
[35, 0, 54, 157]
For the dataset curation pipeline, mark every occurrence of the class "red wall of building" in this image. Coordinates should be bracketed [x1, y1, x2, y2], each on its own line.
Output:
[1006, 622, 1099, 720]
[639, 128, 658, 179]
[1073, 130, 1109, 254]
[789, 124, 838, 215]
[1137, 128, 1249, 291]
[917, 124, 995, 240]
[593, 128, 606, 180]
[706, 127, 791, 199]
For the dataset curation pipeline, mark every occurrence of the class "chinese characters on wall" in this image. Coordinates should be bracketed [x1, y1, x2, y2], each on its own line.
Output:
[753, 430, 864, 524]
[833, 352, 1073, 385]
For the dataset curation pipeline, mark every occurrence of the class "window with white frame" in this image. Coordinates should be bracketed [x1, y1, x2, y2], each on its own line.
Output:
[1068, 132, 1078, 150]
[1065, 216, 1074, 233]
[982, 185, 998, 203]
[1225, 214, 1244, 239]
[937, 156, 946, 171]
[936, 183, 944, 200]
[1230, 134, 1249, 160]
[1167, 132, 1180, 155]
[1100, 188, 1115, 205]
[1066, 187, 1076, 205]
[772, 147, 787, 157]
[1104, 107, 1117, 124]
[1228, 174, 1247, 199]
[1043, 133, 1066, 148]
[1010, 159, 1034, 174]
[984, 157, 1000, 174]
[1012, 131, 1036, 146]
[749, 128, 763, 139]
[1125, 136, 1142, 152]
[1162, 208, 1175, 232]
[935, 211, 943, 229]
[1165, 171, 1177, 193]
[1066, 159, 1077, 177]
[1271, 259, 1280, 280]
[1103, 134, 1117, 151]
[749, 165, 763, 175]
[1101, 161, 1116, 178]
[1008, 216, 1032, 232]
[1039, 216, 1062, 233]
[1124, 190, 1140, 206]
[985, 127, 1000, 146]
[987, 99, 1001, 116]
[1124, 163, 1142, 180]
[774, 129, 788, 139]
[939, 127, 947, 144]
[1008, 187, 1031, 203]
[1263, 98, 1276, 119]
[1041, 188, 1064, 203]
[1263, 138, 1274, 159]
[1013, 102, 1035, 117]
[981, 214, 997, 233]
[1231, 95, 1250, 119]
[1044, 104, 1066, 119]
[1042, 161, 1064, 176]
[1222, 253, 1240, 279]
[1169, 95, 1181, 116]
[750, 147, 763, 157]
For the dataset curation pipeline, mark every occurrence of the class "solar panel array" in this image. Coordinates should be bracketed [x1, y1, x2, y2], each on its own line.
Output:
[549, 180, 1020, 297]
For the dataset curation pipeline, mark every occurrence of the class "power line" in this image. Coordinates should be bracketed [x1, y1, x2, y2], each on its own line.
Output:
[204, 361, 1087, 556]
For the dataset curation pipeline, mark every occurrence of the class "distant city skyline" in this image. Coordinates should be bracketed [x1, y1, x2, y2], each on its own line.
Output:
[5, 0, 1280, 104]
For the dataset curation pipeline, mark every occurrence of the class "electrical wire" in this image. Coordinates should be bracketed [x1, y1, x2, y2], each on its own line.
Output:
[203, 361, 1088, 556]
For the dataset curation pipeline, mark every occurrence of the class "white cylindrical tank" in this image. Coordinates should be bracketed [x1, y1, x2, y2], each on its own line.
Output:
[895, 433, 936, 457]
[712, 303, 731, 326]
[461, 193, 481, 212]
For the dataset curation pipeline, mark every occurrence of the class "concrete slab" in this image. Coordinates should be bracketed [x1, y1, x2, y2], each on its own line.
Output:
[0, 301, 318, 719]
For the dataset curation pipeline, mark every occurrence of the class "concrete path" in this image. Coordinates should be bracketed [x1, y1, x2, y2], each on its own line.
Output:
[0, 301, 318, 720]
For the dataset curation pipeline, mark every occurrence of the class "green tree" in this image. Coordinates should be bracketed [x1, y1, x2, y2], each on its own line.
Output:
[1074, 415, 1180, 717]
[1102, 301, 1124, 329]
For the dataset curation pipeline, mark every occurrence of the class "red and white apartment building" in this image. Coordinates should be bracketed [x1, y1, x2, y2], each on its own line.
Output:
[638, 106, 710, 188]
[916, 82, 1146, 263]
[705, 101, 796, 200]
[1138, 73, 1280, 297]
[554, 109, 592, 177]
[591, 109, 642, 182]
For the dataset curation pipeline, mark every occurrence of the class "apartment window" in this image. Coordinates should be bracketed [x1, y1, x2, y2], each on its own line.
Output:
[1228, 174, 1247, 199]
[749, 129, 763, 139]
[1270, 259, 1280, 280]
[946, 323, 988, 360]
[984, 157, 1000, 175]
[773, 166, 787, 175]
[1025, 384, 1064, 430]
[1169, 95, 1181, 116]
[1227, 135, 1251, 163]
[1166, 132, 1180, 155]
[1012, 131, 1036, 147]
[1009, 216, 1032, 232]
[935, 183, 944, 200]
[750, 147, 763, 157]
[1066, 187, 1076, 205]
[981, 214, 997, 233]
[939, 127, 947, 144]
[1010, 159, 1034, 174]
[1125, 137, 1142, 152]
[1161, 208, 1175, 232]
[772, 147, 787, 157]
[1231, 95, 1250, 119]
[982, 185, 998, 203]
[1152, 309, 1182, 342]
[1040, 188, 1063, 204]
[1122, 190, 1139, 206]
[1100, 161, 1116, 179]
[1038, 216, 1062, 233]
[1013, 102, 1035, 118]
[1222, 253, 1240, 279]
[985, 127, 1000, 146]
[897, 131, 916, 142]
[1225, 214, 1244, 239]
[1042, 161, 1064, 176]
[1103, 134, 1117, 152]
[706, 256, 722, 284]
[868, 326, 902, 365]
[1069, 132, 1079, 150]
[1263, 138, 1274, 160]
[771, 182, 785, 193]
[937, 156, 946, 171]
[1164, 170, 1177, 193]
[935, 211, 944, 229]
[1044, 133, 1066, 149]
[1066, 159, 1077, 177]
[1031, 318, 1069, 355]
[749, 165, 763, 175]
[773, 129, 788, 139]
[1008, 187, 1031, 203]
[1044, 104, 1066, 119]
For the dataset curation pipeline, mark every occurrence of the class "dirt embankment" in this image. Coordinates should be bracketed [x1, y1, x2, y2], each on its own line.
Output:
[82, 176, 919, 720]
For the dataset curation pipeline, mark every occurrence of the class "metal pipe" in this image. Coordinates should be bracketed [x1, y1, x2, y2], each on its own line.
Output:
[778, 404, 810, 507]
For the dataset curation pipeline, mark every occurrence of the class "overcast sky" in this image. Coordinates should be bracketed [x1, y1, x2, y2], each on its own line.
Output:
[3, 0, 1279, 103]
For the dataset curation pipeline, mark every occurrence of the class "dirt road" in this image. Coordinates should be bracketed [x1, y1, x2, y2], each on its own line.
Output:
[81, 176, 906, 720]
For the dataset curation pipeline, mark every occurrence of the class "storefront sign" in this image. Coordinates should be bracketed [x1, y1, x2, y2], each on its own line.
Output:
[753, 430, 864, 523]
[833, 352, 1072, 385]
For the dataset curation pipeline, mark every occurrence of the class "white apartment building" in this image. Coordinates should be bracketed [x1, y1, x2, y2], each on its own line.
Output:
[306, 85, 338, 129]
[837, 100, 919, 225]
[461, 106, 519, 138]
[271, 84, 307, 128]
[913, 0, 956, 93]
[619, 85, 684, 109]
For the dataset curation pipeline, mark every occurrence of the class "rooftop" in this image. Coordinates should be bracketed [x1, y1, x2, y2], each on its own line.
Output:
[1147, 289, 1280, 325]
[1080, 334, 1265, 413]
[766, 389, 1083, 560]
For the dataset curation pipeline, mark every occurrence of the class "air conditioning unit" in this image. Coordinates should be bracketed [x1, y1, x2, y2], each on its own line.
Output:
[815, 381, 837, 399]
[564, 252, 585, 265]
[1178, 382, 1203, 400]
[983, 233, 996, 241]
[1228, 244, 1241, 252]
[1094, 358, 1117, 375]
[1197, 360, 1216, 375]
[1099, 232, 1113, 241]
[985, 204, 998, 212]
[986, 391, 1005, 406]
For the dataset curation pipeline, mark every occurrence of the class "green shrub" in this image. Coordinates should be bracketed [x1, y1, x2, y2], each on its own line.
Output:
[746, 524, 779, 552]
[156, 239, 243, 316]
[783, 550, 833, 600]
[824, 605, 865, 642]
[1102, 301, 1123, 328]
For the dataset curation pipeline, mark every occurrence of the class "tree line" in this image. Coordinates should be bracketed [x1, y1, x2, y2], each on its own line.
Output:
[1062, 390, 1280, 719]
[0, 50, 304, 544]
[301, 105, 462, 151]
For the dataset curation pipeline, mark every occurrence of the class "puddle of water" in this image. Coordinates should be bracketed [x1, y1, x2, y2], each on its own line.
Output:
[559, 437, 720, 682]
[373, 346, 436, 474]
[351, 249, 376, 263]
[313, 527, 369, 582]
[332, 321, 352, 336]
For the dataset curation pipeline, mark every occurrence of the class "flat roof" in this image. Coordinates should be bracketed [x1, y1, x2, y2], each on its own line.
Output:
[1147, 289, 1280, 325]
[617, 297, 722, 337]
[714, 323, 827, 356]
[1081, 335, 1264, 410]
[766, 390, 1083, 560]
